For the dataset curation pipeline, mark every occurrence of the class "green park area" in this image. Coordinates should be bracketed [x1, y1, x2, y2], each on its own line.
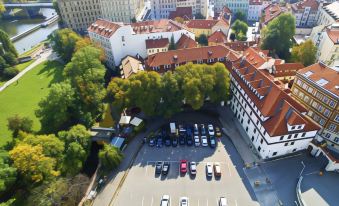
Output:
[0, 60, 64, 146]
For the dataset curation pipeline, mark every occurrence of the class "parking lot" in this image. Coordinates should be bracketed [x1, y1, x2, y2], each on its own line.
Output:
[113, 118, 259, 206]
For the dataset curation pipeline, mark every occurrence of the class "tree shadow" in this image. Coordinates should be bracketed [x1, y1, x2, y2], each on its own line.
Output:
[36, 60, 64, 86]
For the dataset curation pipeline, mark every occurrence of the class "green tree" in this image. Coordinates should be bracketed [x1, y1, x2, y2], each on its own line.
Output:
[209, 63, 230, 102]
[235, 11, 246, 22]
[0, 29, 17, 57]
[0, 1, 5, 14]
[232, 20, 248, 41]
[49, 28, 81, 62]
[36, 82, 76, 133]
[64, 46, 106, 126]
[3, 52, 17, 66]
[106, 77, 131, 112]
[168, 34, 176, 50]
[0, 199, 15, 206]
[98, 144, 123, 171]
[261, 13, 296, 59]
[291, 40, 316, 66]
[7, 115, 33, 137]
[62, 142, 87, 176]
[196, 34, 208, 46]
[57, 124, 91, 153]
[0, 155, 17, 193]
[9, 144, 59, 183]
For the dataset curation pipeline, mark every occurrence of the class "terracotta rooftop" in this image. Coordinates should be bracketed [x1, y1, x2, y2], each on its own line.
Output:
[145, 38, 169, 49]
[169, 7, 193, 20]
[273, 63, 305, 77]
[224, 41, 256, 51]
[88, 19, 122, 38]
[232, 58, 320, 136]
[176, 34, 197, 49]
[297, 62, 339, 97]
[131, 19, 187, 34]
[326, 27, 339, 44]
[146, 45, 241, 68]
[262, 4, 284, 25]
[186, 19, 218, 29]
[120, 56, 144, 79]
[292, 0, 319, 12]
[208, 30, 227, 44]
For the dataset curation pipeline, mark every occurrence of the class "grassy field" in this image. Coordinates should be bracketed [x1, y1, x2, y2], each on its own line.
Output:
[0, 61, 64, 146]
[0, 60, 36, 87]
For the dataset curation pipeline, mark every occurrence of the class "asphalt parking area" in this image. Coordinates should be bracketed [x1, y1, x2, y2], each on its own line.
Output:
[113, 132, 259, 206]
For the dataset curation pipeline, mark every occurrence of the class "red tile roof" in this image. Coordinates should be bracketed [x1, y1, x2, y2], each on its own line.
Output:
[224, 41, 256, 51]
[176, 34, 197, 49]
[145, 38, 169, 49]
[146, 45, 241, 68]
[131, 19, 188, 34]
[169, 7, 193, 20]
[273, 63, 305, 77]
[326, 28, 339, 44]
[262, 4, 284, 25]
[208, 30, 227, 44]
[292, 0, 319, 12]
[232, 59, 320, 136]
[297, 62, 339, 97]
[88, 19, 122, 38]
[186, 19, 218, 29]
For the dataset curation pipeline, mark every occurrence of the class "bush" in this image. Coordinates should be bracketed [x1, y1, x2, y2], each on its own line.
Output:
[3, 67, 19, 78]
[3, 53, 18, 66]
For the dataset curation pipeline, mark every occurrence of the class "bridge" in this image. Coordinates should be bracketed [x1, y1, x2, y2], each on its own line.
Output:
[4, 3, 53, 9]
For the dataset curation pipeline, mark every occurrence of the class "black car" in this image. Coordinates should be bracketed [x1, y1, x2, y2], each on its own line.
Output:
[200, 124, 206, 136]
[164, 136, 171, 146]
[149, 137, 155, 147]
[172, 136, 178, 147]
[156, 136, 163, 147]
[186, 135, 193, 146]
[179, 135, 186, 145]
[209, 136, 216, 148]
[155, 161, 163, 174]
[162, 162, 170, 175]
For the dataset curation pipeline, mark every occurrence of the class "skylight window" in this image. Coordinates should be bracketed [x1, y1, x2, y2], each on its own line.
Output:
[316, 78, 329, 86]
[304, 71, 313, 77]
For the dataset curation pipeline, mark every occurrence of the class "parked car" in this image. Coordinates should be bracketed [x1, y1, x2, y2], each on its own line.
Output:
[179, 134, 186, 145]
[161, 195, 170, 206]
[201, 136, 208, 147]
[162, 162, 170, 175]
[172, 136, 178, 147]
[206, 162, 213, 177]
[180, 160, 187, 174]
[214, 162, 221, 177]
[186, 135, 193, 146]
[189, 161, 197, 175]
[164, 136, 171, 146]
[178, 124, 186, 134]
[149, 136, 155, 147]
[209, 136, 216, 148]
[208, 124, 215, 136]
[180, 197, 189, 206]
[194, 136, 200, 146]
[155, 161, 163, 174]
[156, 136, 163, 147]
[193, 124, 199, 135]
[219, 197, 227, 206]
[200, 124, 206, 136]
[215, 126, 222, 137]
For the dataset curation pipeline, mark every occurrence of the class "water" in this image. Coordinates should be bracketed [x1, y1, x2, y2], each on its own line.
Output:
[0, 8, 59, 54]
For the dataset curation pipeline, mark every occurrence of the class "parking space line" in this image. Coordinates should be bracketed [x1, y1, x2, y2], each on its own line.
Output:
[227, 162, 232, 177]
[151, 196, 153, 206]
[198, 199, 200, 206]
[235, 199, 238, 206]
[206, 198, 209, 206]
[141, 196, 144, 206]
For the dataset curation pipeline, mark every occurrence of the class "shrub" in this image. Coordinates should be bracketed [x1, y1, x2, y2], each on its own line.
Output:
[3, 67, 19, 78]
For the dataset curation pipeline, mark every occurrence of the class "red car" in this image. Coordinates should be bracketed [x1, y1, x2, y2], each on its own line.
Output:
[180, 160, 187, 174]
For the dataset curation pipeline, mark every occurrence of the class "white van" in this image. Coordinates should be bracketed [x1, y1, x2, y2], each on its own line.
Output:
[170, 123, 176, 134]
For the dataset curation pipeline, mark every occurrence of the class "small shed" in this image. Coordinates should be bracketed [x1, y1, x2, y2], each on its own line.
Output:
[119, 115, 131, 125]
[110, 137, 125, 150]
[130, 117, 143, 126]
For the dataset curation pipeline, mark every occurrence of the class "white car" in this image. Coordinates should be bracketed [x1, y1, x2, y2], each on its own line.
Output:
[219, 197, 228, 206]
[194, 136, 200, 146]
[161, 195, 170, 206]
[201, 136, 208, 147]
[206, 162, 213, 177]
[190, 161, 197, 175]
[208, 124, 215, 136]
[180, 197, 189, 206]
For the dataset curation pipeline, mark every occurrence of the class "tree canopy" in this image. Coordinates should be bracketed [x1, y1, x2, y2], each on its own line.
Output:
[98, 144, 123, 171]
[291, 40, 316, 66]
[196, 34, 208, 46]
[234, 11, 246, 22]
[261, 13, 296, 59]
[231, 20, 248, 41]
[7, 115, 33, 137]
[0, 154, 17, 194]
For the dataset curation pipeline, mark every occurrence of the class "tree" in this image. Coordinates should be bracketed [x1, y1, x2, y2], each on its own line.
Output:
[49, 28, 81, 62]
[291, 40, 316, 66]
[57, 124, 91, 153]
[3, 67, 19, 78]
[36, 82, 76, 133]
[0, 155, 17, 194]
[0, 29, 17, 57]
[62, 142, 87, 176]
[196, 34, 208, 46]
[235, 11, 246, 22]
[209, 63, 230, 103]
[75, 37, 105, 61]
[7, 115, 33, 137]
[3, 52, 17, 66]
[64, 46, 106, 125]
[261, 13, 296, 59]
[232, 20, 248, 41]
[106, 77, 131, 112]
[9, 144, 59, 183]
[0, 1, 5, 15]
[168, 34, 176, 50]
[98, 144, 123, 171]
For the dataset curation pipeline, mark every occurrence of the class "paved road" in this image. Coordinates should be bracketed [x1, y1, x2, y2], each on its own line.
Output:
[0, 49, 55, 92]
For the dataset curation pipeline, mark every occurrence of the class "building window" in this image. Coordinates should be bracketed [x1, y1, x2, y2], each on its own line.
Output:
[328, 124, 336, 132]
[272, 152, 277, 156]
[284, 143, 288, 146]
[291, 142, 295, 145]
[288, 135, 292, 139]
[256, 120, 259, 125]
[292, 148, 297, 152]
[292, 126, 295, 130]
[302, 133, 306, 137]
[260, 139, 263, 144]
[319, 118, 325, 126]
[121, 36, 125, 42]
[280, 136, 284, 140]
[254, 129, 256, 134]
[335, 114, 339, 123]
[251, 136, 254, 141]
[258, 146, 261, 152]
[334, 138, 339, 143]
[247, 119, 250, 124]
[294, 134, 298, 138]
[246, 127, 248, 132]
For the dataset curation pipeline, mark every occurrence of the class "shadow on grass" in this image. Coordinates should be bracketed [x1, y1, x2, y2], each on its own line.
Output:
[37, 60, 65, 86]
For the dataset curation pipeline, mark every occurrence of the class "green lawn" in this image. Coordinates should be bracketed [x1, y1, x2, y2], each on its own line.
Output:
[0, 61, 64, 146]
[0, 60, 36, 87]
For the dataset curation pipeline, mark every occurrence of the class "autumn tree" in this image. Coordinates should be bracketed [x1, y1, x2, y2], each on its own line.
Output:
[7, 115, 33, 137]
[291, 40, 316, 66]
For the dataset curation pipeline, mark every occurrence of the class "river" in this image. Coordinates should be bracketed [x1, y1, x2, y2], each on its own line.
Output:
[0, 8, 59, 54]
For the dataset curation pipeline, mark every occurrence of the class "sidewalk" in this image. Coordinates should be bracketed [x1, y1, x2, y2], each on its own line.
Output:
[217, 106, 260, 164]
[92, 118, 166, 206]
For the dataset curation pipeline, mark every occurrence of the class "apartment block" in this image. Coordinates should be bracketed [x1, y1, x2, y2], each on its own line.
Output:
[214, 0, 249, 16]
[100, 0, 144, 23]
[291, 0, 319, 28]
[316, 1, 339, 26]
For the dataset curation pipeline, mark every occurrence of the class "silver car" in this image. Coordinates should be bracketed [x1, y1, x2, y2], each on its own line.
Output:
[194, 136, 200, 146]
[180, 197, 189, 206]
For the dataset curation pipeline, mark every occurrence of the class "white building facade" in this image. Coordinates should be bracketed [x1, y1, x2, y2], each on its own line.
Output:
[151, 0, 209, 19]
[316, 1, 339, 26]
[88, 19, 195, 68]
[291, 0, 319, 28]
[100, 0, 144, 23]
[247, 0, 269, 22]
[215, 0, 249, 16]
